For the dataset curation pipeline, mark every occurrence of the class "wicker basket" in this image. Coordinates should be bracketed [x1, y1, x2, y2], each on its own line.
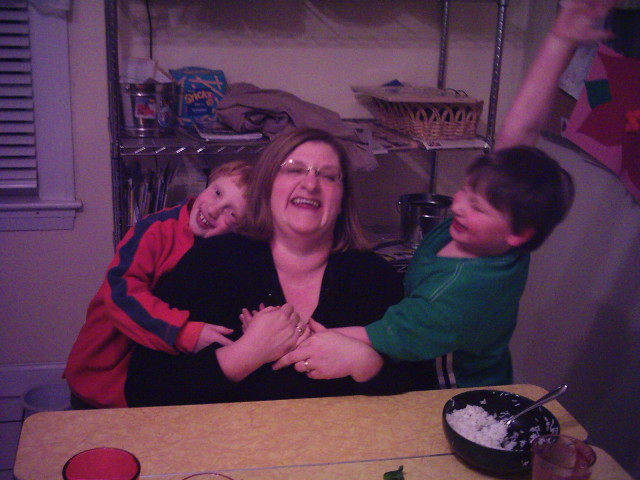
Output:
[352, 86, 483, 142]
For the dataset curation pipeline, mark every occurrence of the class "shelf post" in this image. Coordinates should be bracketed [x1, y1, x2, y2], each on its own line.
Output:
[105, 0, 124, 246]
[429, 0, 452, 194]
[437, 0, 450, 90]
[485, 0, 509, 150]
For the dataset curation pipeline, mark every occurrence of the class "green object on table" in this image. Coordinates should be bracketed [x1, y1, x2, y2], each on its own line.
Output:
[383, 465, 404, 480]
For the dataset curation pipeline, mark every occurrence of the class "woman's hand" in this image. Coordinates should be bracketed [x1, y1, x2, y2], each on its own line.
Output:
[217, 303, 304, 381]
[239, 303, 268, 332]
[273, 320, 384, 382]
[242, 304, 303, 361]
[240, 304, 311, 342]
[194, 324, 234, 352]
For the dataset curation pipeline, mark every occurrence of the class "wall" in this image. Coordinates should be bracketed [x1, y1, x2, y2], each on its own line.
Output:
[0, 3, 114, 365]
[116, 0, 529, 126]
[512, 136, 640, 477]
[0, 1, 638, 478]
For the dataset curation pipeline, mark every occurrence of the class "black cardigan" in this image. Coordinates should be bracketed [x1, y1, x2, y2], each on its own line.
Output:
[125, 233, 436, 406]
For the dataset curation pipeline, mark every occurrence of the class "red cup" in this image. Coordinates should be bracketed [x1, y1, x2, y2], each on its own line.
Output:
[62, 447, 140, 480]
[531, 434, 597, 480]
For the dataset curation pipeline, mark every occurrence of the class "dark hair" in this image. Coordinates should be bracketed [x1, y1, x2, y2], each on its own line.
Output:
[466, 146, 574, 251]
[208, 160, 253, 195]
[238, 128, 370, 252]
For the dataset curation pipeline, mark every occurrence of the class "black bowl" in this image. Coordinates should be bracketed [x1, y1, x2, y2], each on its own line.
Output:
[442, 389, 560, 474]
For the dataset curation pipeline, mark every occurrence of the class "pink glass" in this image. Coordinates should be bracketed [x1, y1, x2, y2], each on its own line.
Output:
[531, 434, 597, 480]
[62, 447, 140, 480]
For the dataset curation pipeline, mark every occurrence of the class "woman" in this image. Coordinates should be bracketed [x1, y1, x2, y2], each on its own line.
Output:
[125, 128, 436, 406]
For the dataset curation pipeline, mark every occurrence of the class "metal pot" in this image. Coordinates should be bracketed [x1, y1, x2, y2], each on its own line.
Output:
[397, 193, 452, 248]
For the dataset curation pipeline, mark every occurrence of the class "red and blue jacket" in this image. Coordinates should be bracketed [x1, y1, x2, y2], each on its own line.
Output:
[64, 199, 205, 408]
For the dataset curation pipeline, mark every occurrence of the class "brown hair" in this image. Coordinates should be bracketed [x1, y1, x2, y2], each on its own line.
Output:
[466, 146, 575, 252]
[239, 128, 370, 252]
[208, 160, 253, 196]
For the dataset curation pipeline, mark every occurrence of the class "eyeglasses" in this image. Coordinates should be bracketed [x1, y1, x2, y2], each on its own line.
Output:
[279, 159, 343, 184]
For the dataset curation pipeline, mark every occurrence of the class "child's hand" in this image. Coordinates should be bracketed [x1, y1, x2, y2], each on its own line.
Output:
[553, 0, 619, 44]
[194, 324, 234, 352]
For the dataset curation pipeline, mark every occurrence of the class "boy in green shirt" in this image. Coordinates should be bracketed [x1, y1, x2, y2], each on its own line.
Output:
[361, 146, 574, 387]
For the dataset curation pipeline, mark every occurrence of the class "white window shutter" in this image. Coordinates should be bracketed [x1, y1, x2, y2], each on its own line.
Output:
[0, 1, 37, 196]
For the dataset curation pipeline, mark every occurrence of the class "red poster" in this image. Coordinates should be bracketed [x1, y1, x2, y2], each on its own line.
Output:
[563, 44, 640, 202]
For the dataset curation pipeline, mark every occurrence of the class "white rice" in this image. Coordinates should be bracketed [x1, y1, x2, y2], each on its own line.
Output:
[446, 404, 515, 450]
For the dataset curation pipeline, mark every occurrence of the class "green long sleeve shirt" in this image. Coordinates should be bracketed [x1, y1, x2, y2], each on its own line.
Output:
[366, 219, 530, 388]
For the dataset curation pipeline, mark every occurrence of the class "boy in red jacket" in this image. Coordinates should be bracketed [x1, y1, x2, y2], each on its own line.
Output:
[65, 160, 253, 408]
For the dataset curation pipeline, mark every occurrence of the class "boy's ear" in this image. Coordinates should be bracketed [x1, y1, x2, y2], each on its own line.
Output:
[506, 227, 535, 248]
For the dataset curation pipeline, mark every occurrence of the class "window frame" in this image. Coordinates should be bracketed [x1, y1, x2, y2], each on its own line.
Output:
[0, 3, 82, 231]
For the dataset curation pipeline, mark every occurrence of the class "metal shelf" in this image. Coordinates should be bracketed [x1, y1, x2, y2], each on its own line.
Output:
[105, 0, 507, 244]
[421, 137, 490, 151]
[118, 134, 268, 157]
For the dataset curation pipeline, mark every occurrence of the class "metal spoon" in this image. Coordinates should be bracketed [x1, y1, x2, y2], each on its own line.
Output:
[505, 384, 568, 426]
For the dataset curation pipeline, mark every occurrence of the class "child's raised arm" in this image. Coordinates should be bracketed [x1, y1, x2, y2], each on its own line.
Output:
[495, 0, 619, 150]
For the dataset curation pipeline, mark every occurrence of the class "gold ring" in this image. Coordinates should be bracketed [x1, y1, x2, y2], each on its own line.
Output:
[303, 360, 309, 371]
[295, 324, 303, 336]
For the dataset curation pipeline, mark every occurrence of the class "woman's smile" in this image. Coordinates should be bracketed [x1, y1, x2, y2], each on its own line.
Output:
[291, 196, 320, 209]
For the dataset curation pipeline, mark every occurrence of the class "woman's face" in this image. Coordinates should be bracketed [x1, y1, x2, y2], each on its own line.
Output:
[270, 140, 344, 242]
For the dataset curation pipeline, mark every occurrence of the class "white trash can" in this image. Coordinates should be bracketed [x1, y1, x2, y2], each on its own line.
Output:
[21, 381, 71, 418]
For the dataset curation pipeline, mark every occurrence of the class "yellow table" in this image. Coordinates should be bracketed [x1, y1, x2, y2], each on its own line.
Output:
[13, 384, 631, 480]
